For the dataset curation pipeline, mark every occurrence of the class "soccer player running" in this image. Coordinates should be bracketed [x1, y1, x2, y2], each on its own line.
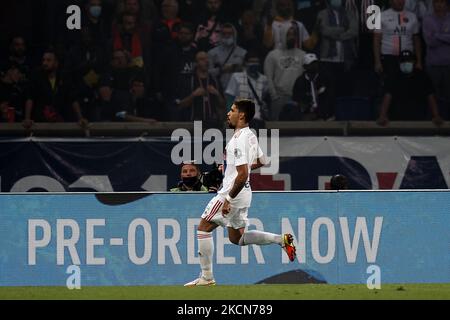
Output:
[185, 99, 296, 287]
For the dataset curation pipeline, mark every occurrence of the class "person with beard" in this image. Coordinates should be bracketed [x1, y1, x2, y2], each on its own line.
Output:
[208, 23, 247, 92]
[377, 50, 444, 126]
[170, 162, 209, 192]
[184, 99, 297, 287]
[316, 0, 359, 98]
[264, 26, 306, 120]
[288, 53, 335, 120]
[194, 0, 226, 51]
[24, 49, 87, 127]
[263, 0, 317, 51]
[225, 51, 270, 128]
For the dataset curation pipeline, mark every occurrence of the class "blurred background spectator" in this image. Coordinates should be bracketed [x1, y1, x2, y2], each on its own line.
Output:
[225, 50, 270, 128]
[264, 25, 306, 120]
[422, 0, 450, 119]
[208, 23, 247, 92]
[0, 0, 447, 126]
[174, 51, 225, 126]
[377, 50, 443, 126]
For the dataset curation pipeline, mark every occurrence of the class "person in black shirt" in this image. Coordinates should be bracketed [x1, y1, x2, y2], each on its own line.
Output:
[175, 51, 225, 127]
[25, 49, 86, 127]
[377, 50, 444, 126]
[0, 63, 31, 123]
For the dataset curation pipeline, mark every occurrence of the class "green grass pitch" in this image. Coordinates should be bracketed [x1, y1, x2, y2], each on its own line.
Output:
[0, 283, 449, 300]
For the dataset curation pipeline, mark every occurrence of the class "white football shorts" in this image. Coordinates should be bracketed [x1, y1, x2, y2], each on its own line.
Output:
[201, 194, 249, 229]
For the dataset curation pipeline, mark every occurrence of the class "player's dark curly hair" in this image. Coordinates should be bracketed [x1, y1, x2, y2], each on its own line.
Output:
[234, 99, 255, 124]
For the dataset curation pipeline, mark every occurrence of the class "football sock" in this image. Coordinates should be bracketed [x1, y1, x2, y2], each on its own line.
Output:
[239, 230, 283, 246]
[197, 231, 214, 280]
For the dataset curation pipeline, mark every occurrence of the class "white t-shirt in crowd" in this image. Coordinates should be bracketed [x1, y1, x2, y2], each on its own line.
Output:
[272, 20, 310, 50]
[376, 8, 420, 56]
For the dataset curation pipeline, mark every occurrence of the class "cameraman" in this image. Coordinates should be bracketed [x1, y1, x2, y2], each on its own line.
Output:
[170, 162, 209, 192]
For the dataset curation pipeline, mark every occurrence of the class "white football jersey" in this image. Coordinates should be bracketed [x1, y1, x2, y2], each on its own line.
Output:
[376, 9, 420, 55]
[218, 127, 264, 207]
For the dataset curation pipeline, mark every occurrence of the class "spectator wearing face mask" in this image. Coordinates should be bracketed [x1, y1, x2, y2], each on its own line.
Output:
[81, 0, 112, 47]
[170, 162, 209, 192]
[264, 25, 306, 120]
[225, 51, 270, 129]
[377, 50, 444, 126]
[208, 23, 247, 92]
[373, 0, 422, 84]
[329, 174, 348, 190]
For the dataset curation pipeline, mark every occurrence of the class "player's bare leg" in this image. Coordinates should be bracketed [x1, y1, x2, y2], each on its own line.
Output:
[184, 218, 218, 287]
[235, 228, 297, 262]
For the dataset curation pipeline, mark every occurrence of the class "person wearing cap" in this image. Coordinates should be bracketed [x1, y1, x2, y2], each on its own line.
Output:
[377, 50, 444, 126]
[287, 53, 335, 120]
[170, 162, 209, 192]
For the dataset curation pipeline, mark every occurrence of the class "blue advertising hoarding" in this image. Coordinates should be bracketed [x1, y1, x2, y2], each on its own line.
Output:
[0, 191, 448, 286]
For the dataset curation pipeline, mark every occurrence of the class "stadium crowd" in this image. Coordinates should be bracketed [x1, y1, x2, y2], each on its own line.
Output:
[0, 0, 449, 128]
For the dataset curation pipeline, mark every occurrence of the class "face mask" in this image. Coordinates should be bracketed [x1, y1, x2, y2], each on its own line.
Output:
[221, 37, 234, 47]
[182, 176, 198, 187]
[246, 63, 260, 78]
[330, 0, 342, 8]
[89, 5, 102, 18]
[400, 62, 414, 74]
